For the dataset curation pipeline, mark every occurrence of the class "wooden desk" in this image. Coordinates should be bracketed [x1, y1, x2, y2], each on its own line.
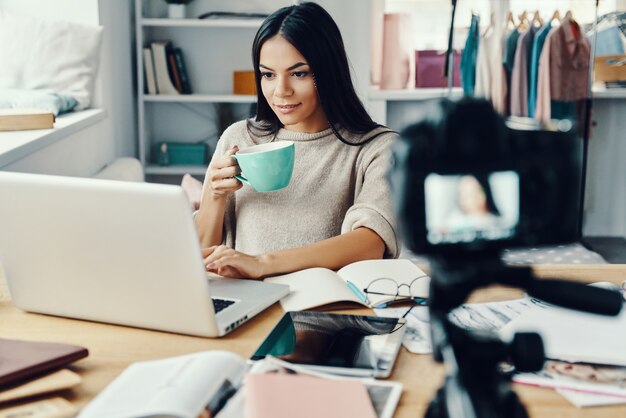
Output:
[1, 265, 626, 417]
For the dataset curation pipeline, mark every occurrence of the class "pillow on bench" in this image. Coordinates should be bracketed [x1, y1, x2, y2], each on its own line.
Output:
[0, 88, 78, 116]
[0, 10, 103, 110]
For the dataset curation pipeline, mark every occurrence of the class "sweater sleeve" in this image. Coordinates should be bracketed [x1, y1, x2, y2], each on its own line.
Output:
[341, 133, 400, 258]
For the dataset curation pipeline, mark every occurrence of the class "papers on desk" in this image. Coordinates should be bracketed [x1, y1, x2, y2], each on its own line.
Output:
[558, 388, 626, 408]
[499, 298, 626, 366]
[375, 297, 537, 354]
[376, 287, 626, 408]
[375, 306, 431, 354]
[515, 360, 626, 394]
[499, 293, 626, 407]
[77, 351, 403, 418]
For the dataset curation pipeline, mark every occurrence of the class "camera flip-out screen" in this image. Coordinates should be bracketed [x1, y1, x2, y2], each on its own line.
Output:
[425, 171, 519, 245]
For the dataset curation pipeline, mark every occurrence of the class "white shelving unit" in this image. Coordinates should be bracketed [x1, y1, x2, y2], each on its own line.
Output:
[133, 0, 372, 182]
[135, 0, 271, 181]
[141, 18, 265, 28]
[143, 94, 257, 103]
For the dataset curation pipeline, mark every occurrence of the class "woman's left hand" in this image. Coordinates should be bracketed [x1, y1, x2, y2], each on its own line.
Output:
[201, 245, 267, 279]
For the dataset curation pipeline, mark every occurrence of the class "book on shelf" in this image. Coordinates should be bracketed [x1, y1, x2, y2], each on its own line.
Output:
[0, 109, 55, 132]
[142, 47, 157, 95]
[173, 47, 192, 94]
[167, 48, 183, 93]
[150, 40, 180, 95]
[264, 259, 429, 311]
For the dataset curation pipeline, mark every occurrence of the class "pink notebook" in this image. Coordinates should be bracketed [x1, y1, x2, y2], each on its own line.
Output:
[245, 373, 377, 418]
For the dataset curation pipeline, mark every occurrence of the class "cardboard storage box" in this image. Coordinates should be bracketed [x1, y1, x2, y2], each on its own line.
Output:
[594, 55, 626, 82]
[233, 71, 256, 95]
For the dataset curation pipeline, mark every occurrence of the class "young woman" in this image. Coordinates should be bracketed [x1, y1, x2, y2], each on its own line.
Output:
[195, 2, 399, 279]
[445, 175, 503, 232]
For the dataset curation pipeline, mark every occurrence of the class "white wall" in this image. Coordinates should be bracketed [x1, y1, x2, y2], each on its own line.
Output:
[0, 0, 99, 23]
[583, 99, 626, 237]
[317, 0, 372, 104]
[97, 0, 136, 158]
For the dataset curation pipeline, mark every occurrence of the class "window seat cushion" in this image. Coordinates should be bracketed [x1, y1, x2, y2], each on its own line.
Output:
[0, 88, 78, 116]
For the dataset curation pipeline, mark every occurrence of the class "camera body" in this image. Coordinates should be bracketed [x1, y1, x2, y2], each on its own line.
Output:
[388, 98, 583, 256]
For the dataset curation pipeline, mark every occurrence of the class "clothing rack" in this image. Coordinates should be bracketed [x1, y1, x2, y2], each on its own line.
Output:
[444, 0, 602, 240]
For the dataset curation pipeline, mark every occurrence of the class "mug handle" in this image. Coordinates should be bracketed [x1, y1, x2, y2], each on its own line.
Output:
[232, 155, 249, 185]
[234, 174, 249, 185]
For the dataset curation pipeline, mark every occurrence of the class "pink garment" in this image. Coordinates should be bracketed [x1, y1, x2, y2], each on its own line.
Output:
[381, 13, 414, 89]
[549, 18, 591, 101]
[535, 27, 559, 123]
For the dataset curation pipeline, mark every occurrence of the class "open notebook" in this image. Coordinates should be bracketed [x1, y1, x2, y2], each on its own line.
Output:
[265, 259, 429, 311]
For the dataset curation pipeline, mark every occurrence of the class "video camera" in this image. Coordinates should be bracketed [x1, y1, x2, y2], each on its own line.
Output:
[388, 98, 583, 256]
[386, 98, 623, 418]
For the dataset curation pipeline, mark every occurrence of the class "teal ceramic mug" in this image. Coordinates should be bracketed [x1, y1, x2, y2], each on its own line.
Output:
[233, 141, 295, 192]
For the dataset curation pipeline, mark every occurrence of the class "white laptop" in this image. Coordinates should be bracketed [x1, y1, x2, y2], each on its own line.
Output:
[0, 171, 289, 337]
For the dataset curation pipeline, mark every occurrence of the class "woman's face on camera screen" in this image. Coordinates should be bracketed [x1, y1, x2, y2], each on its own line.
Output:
[458, 175, 488, 214]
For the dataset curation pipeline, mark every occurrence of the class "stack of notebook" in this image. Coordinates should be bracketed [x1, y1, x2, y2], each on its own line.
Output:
[0, 338, 88, 416]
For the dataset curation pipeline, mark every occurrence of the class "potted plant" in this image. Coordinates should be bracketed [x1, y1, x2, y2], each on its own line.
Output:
[164, 0, 193, 19]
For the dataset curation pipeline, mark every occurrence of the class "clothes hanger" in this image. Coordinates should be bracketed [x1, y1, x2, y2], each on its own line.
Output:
[550, 10, 561, 24]
[517, 10, 529, 30]
[532, 10, 544, 27]
[562, 10, 581, 39]
[505, 11, 517, 30]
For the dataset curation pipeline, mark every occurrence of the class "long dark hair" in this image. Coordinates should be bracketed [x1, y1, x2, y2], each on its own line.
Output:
[473, 175, 501, 216]
[247, 2, 391, 145]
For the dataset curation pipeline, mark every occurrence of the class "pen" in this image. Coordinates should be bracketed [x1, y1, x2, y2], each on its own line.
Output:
[346, 280, 368, 303]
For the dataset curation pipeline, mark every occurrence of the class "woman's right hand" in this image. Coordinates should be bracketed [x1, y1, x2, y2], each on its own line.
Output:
[204, 145, 243, 199]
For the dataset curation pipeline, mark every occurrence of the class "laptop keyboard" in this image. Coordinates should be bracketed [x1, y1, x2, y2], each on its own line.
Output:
[212, 297, 236, 313]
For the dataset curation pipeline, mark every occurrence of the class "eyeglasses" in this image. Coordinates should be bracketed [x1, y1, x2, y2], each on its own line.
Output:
[362, 275, 429, 333]
[362, 275, 430, 308]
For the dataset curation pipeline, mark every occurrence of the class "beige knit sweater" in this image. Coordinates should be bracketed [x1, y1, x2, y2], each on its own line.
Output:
[208, 120, 400, 258]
